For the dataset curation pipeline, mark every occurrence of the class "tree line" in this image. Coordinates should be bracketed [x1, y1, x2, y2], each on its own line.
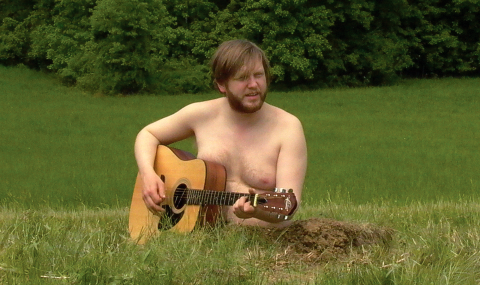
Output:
[1, 0, 479, 95]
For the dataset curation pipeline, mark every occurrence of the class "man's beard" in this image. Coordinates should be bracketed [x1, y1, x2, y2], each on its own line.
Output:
[226, 91, 267, 113]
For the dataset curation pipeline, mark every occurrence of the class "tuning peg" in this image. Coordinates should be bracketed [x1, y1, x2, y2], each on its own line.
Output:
[274, 188, 288, 193]
[277, 214, 290, 220]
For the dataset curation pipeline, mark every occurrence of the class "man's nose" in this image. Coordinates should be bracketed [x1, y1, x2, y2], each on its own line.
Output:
[246, 76, 258, 88]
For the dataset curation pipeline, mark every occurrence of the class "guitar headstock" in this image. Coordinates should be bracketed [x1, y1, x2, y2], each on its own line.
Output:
[253, 188, 297, 220]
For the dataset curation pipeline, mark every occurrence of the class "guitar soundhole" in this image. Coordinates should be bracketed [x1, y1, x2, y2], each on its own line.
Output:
[173, 183, 188, 210]
[158, 183, 188, 230]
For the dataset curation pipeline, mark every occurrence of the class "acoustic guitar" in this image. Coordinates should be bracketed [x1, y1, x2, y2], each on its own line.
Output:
[128, 145, 297, 244]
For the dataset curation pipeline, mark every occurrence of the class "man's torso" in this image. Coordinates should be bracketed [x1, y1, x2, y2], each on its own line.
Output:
[192, 98, 288, 225]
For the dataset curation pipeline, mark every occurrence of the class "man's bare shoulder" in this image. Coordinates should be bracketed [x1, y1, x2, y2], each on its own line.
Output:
[266, 103, 303, 128]
[178, 98, 223, 118]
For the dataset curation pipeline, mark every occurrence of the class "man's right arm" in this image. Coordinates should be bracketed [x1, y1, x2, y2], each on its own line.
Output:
[134, 104, 200, 213]
[134, 129, 166, 213]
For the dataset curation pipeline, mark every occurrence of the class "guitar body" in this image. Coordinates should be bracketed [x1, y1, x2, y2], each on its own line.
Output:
[129, 145, 226, 244]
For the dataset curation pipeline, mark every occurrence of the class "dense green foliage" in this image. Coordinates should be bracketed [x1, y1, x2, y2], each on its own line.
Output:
[1, 0, 479, 94]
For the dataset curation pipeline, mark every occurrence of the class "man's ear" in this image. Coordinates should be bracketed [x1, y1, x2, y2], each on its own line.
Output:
[215, 80, 227, 94]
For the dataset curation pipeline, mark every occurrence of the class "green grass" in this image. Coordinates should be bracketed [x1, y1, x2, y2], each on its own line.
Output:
[1, 65, 204, 208]
[1, 65, 480, 283]
[1, 201, 480, 284]
[1, 65, 479, 208]
[274, 78, 480, 204]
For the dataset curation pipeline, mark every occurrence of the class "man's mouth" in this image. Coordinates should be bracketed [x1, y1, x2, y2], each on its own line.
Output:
[245, 92, 260, 97]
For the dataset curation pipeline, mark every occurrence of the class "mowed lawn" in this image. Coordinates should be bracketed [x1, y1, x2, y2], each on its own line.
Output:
[0, 65, 479, 209]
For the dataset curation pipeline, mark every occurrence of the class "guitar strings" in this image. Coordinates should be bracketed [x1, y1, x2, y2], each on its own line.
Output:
[167, 189, 256, 205]
[169, 189, 251, 197]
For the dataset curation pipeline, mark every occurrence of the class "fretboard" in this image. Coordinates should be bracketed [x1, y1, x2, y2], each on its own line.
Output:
[176, 189, 255, 206]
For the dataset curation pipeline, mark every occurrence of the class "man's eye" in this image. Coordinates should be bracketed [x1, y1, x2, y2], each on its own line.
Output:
[254, 73, 264, 78]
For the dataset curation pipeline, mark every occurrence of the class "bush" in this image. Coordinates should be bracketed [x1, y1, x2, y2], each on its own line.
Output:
[1, 0, 479, 94]
[70, 0, 175, 94]
[0, 0, 35, 66]
[405, 0, 480, 77]
[230, 0, 334, 84]
[0, 17, 27, 65]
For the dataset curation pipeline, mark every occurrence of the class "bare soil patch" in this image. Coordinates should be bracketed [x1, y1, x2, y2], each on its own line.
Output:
[262, 218, 395, 264]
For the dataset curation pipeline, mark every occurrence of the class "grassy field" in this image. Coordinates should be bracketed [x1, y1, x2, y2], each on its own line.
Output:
[1, 200, 480, 284]
[1, 65, 480, 283]
[1, 65, 478, 207]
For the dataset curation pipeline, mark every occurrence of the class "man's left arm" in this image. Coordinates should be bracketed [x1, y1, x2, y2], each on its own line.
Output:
[273, 116, 308, 215]
[233, 116, 307, 223]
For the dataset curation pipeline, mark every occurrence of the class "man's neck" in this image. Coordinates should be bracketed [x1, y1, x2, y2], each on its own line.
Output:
[223, 99, 267, 127]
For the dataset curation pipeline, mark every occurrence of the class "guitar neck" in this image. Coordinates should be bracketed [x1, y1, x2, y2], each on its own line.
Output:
[179, 189, 253, 206]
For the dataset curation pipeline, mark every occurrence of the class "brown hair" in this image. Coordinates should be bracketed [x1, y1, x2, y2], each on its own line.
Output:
[210, 39, 271, 88]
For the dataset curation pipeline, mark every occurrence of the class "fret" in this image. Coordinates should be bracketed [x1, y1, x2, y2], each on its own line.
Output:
[181, 189, 262, 206]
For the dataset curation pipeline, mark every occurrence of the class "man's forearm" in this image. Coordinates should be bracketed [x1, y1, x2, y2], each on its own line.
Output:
[134, 129, 161, 175]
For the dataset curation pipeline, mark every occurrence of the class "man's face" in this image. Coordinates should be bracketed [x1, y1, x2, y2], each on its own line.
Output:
[217, 58, 268, 113]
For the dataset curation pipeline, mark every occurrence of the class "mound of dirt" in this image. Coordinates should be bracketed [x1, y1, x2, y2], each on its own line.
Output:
[262, 218, 395, 263]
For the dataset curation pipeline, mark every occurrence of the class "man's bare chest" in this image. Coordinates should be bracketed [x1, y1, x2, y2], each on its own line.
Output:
[196, 131, 279, 191]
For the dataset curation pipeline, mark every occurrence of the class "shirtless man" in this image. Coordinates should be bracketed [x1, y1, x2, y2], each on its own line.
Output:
[134, 39, 307, 227]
